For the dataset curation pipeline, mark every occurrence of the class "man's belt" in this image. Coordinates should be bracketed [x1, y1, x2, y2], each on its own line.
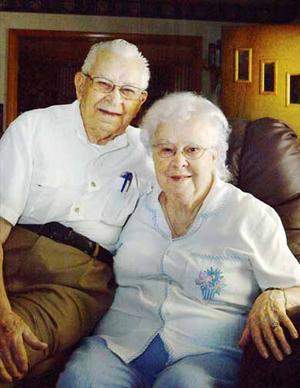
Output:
[19, 222, 113, 268]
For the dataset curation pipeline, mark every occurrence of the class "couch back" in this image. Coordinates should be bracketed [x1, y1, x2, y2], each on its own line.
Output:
[227, 117, 300, 261]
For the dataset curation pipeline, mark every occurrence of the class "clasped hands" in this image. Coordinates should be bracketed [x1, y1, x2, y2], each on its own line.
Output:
[0, 311, 47, 383]
[240, 289, 298, 361]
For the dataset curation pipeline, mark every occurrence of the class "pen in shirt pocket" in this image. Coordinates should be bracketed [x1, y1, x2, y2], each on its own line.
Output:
[120, 172, 133, 192]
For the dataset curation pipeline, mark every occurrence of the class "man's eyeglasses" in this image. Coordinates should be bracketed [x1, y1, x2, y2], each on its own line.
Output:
[83, 73, 145, 100]
[152, 143, 210, 160]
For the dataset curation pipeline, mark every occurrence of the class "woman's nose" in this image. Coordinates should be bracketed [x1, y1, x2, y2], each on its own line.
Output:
[171, 150, 189, 167]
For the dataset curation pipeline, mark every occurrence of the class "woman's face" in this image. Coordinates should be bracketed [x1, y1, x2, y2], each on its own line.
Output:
[152, 115, 217, 201]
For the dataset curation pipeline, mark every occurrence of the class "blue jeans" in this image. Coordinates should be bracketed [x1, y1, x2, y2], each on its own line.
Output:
[57, 335, 241, 387]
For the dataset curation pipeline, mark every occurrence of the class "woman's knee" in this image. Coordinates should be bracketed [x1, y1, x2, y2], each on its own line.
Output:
[154, 353, 240, 388]
[154, 358, 211, 388]
[58, 335, 144, 388]
[57, 336, 106, 387]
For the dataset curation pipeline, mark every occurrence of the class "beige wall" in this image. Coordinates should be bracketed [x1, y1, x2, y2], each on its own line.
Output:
[0, 11, 234, 116]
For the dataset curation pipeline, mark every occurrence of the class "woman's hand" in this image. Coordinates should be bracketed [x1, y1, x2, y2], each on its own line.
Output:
[0, 311, 48, 382]
[239, 289, 298, 361]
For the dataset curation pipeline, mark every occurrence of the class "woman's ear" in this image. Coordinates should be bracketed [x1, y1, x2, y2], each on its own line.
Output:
[210, 148, 218, 161]
[74, 72, 86, 101]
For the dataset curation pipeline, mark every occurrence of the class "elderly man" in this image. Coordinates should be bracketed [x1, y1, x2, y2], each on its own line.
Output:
[0, 39, 152, 385]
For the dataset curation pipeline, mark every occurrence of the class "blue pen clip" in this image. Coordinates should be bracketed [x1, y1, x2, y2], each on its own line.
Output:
[120, 172, 133, 192]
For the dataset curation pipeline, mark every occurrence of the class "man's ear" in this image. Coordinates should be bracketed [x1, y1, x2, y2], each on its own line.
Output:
[138, 90, 148, 108]
[74, 72, 86, 101]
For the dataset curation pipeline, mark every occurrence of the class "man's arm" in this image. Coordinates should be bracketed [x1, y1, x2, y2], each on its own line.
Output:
[0, 217, 12, 309]
[0, 217, 47, 383]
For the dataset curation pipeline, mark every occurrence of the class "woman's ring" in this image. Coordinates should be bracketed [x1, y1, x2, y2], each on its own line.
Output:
[271, 321, 280, 330]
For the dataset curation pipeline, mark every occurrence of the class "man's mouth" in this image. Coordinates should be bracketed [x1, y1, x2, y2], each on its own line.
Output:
[98, 108, 122, 116]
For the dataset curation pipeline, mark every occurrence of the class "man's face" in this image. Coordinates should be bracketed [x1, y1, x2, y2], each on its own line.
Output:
[74, 50, 148, 144]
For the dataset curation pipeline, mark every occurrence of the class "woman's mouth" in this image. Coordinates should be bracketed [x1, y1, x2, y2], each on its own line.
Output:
[169, 175, 191, 181]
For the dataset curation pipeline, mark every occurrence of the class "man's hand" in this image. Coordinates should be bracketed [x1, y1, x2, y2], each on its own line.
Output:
[239, 289, 298, 362]
[0, 311, 48, 382]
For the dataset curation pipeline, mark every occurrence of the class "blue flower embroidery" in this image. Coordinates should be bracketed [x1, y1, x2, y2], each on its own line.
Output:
[195, 267, 226, 300]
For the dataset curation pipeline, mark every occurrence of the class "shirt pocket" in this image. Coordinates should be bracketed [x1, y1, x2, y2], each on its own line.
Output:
[26, 170, 77, 220]
[31, 171, 64, 188]
[100, 173, 140, 227]
[31, 168, 85, 188]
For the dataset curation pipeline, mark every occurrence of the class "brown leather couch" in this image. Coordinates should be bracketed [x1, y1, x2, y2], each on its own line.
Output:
[227, 117, 300, 388]
[4, 117, 300, 387]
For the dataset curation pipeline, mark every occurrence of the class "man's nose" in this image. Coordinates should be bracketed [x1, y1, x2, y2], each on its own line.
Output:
[106, 86, 123, 104]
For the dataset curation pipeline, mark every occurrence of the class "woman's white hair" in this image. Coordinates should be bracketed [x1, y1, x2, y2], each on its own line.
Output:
[81, 39, 150, 89]
[140, 92, 231, 181]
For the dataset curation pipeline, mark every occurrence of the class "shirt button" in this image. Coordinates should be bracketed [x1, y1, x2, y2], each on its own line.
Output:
[90, 181, 96, 187]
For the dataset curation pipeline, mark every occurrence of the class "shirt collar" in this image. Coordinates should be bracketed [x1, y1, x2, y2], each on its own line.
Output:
[147, 175, 224, 211]
[147, 176, 227, 230]
[146, 176, 228, 238]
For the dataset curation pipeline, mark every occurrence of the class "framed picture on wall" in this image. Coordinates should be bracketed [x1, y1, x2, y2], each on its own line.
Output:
[286, 73, 300, 105]
[260, 60, 278, 95]
[234, 48, 252, 82]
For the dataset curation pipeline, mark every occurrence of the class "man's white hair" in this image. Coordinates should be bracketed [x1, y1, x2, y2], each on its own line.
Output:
[140, 92, 232, 181]
[81, 39, 150, 89]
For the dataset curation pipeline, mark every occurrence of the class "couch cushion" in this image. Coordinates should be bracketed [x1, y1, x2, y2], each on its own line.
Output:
[235, 117, 300, 260]
[227, 118, 250, 184]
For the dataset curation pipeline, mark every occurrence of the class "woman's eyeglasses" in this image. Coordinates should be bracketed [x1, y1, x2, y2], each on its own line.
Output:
[152, 143, 210, 160]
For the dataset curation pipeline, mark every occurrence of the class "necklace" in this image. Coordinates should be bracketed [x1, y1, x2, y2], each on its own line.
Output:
[160, 194, 203, 238]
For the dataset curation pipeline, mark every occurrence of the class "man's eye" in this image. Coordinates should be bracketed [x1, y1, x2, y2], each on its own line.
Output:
[121, 87, 136, 97]
[96, 81, 112, 91]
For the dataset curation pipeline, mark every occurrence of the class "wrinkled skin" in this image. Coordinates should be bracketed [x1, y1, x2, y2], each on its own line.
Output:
[0, 311, 47, 382]
[240, 289, 298, 361]
[0, 219, 47, 383]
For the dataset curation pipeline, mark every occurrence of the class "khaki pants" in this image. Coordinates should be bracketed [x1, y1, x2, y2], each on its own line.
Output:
[1, 227, 115, 386]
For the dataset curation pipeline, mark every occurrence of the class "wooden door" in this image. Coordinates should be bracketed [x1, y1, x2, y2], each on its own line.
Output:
[6, 29, 202, 129]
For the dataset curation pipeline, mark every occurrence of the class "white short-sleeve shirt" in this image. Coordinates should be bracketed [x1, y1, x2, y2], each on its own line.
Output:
[0, 101, 154, 250]
[96, 178, 300, 362]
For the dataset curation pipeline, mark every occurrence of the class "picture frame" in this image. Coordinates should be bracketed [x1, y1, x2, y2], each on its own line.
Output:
[234, 48, 252, 82]
[260, 60, 277, 95]
[286, 73, 300, 105]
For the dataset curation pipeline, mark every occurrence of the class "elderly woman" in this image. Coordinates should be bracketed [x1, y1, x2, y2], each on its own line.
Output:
[58, 92, 300, 388]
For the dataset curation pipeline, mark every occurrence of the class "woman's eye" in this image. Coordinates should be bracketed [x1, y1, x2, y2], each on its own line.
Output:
[159, 146, 175, 156]
[186, 146, 200, 154]
[162, 147, 173, 153]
